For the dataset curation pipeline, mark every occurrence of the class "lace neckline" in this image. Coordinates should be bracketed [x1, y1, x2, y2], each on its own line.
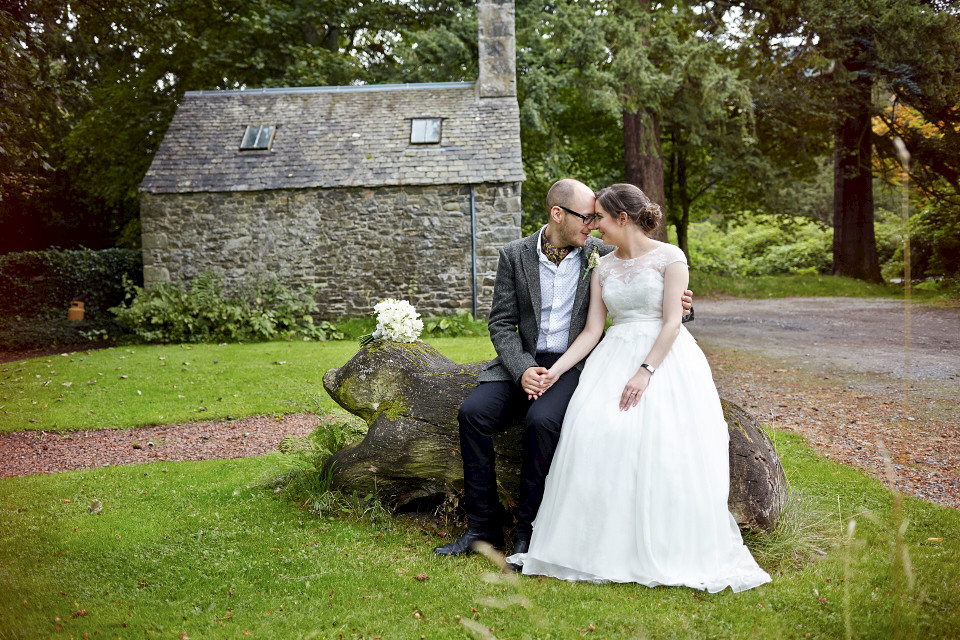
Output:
[611, 243, 665, 262]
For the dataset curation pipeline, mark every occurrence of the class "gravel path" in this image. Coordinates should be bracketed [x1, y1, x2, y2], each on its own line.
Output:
[0, 414, 318, 478]
[686, 297, 959, 384]
[687, 297, 959, 509]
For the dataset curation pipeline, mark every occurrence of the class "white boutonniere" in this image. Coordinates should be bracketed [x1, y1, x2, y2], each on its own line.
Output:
[582, 245, 601, 281]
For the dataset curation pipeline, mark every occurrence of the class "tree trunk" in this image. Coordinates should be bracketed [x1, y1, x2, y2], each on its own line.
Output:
[676, 138, 691, 258]
[624, 109, 668, 241]
[832, 74, 882, 282]
[322, 341, 788, 531]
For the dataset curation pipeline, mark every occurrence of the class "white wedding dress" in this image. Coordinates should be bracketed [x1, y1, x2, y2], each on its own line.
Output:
[508, 244, 772, 593]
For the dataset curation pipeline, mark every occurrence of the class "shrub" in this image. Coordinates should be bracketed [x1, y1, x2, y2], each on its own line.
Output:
[685, 216, 832, 277]
[422, 311, 488, 337]
[273, 417, 386, 521]
[0, 248, 142, 316]
[110, 272, 344, 343]
[880, 203, 960, 282]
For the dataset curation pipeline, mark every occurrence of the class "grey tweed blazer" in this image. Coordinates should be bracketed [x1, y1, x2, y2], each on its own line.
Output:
[478, 231, 614, 385]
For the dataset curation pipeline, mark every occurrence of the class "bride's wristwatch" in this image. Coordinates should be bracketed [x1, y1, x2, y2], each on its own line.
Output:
[640, 363, 656, 375]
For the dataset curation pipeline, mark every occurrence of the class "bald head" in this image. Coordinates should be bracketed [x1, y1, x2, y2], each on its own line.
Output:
[543, 178, 597, 249]
[546, 178, 593, 212]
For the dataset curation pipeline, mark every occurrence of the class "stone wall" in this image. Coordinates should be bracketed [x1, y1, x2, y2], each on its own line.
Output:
[140, 182, 521, 319]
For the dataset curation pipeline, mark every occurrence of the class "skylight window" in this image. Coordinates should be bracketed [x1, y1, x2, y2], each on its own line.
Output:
[240, 125, 275, 150]
[410, 118, 442, 144]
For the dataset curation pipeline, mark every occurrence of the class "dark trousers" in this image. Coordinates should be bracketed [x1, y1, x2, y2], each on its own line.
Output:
[458, 352, 581, 538]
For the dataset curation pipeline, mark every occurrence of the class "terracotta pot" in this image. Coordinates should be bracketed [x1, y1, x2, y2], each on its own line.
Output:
[68, 301, 85, 322]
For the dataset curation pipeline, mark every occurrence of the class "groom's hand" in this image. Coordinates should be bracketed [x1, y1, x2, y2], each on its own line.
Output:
[522, 366, 549, 400]
[681, 289, 693, 313]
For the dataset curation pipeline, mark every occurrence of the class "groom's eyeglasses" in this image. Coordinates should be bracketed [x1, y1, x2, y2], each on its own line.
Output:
[558, 205, 600, 225]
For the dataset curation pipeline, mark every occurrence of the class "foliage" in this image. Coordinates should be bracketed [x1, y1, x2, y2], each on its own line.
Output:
[881, 202, 960, 281]
[682, 216, 833, 277]
[0, 248, 142, 316]
[110, 272, 343, 344]
[422, 311, 488, 338]
[738, 0, 960, 280]
[273, 417, 385, 520]
[2, 0, 464, 252]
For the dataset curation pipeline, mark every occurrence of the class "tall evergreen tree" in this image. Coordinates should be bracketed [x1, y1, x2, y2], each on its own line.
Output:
[735, 0, 960, 282]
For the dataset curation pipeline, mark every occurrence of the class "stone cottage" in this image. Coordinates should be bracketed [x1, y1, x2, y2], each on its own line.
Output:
[139, 0, 523, 318]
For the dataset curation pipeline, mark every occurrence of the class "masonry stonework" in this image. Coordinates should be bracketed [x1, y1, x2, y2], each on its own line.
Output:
[141, 182, 521, 318]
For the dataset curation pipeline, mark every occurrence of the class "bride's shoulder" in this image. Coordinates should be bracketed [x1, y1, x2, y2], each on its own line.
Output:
[654, 242, 687, 263]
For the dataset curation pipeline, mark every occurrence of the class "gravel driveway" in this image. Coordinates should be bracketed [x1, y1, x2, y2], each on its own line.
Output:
[686, 296, 958, 387]
[685, 296, 959, 509]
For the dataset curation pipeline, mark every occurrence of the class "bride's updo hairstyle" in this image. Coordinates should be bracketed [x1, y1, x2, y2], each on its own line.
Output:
[595, 183, 663, 233]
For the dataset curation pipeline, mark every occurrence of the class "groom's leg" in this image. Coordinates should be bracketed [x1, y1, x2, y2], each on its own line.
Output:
[516, 357, 581, 539]
[457, 380, 523, 538]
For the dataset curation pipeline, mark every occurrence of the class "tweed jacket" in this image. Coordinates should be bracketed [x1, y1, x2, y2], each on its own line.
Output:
[478, 230, 614, 385]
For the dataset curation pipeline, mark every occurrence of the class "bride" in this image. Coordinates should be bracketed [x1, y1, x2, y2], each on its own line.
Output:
[506, 183, 771, 593]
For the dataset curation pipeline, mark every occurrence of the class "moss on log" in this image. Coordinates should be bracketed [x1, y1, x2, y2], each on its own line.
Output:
[323, 341, 787, 530]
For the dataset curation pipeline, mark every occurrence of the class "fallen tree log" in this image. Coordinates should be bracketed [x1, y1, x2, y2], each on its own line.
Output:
[322, 341, 787, 530]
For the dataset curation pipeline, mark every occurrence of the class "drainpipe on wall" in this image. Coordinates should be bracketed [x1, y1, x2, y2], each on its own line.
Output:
[469, 184, 478, 319]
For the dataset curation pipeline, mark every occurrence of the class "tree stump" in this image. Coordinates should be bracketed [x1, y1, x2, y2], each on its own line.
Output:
[322, 341, 787, 531]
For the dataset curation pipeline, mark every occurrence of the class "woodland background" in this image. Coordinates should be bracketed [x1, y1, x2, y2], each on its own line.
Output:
[2, 0, 959, 284]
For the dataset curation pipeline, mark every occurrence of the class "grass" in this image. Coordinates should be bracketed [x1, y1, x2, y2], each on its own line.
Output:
[1, 430, 958, 639]
[0, 338, 497, 434]
[689, 272, 956, 301]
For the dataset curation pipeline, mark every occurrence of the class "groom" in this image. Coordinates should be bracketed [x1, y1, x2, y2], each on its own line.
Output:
[434, 178, 692, 561]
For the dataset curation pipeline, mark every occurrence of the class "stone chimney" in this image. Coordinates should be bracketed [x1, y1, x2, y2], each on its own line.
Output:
[477, 0, 516, 98]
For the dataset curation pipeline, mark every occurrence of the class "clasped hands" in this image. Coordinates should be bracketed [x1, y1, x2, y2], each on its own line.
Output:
[524, 366, 651, 411]
[522, 366, 556, 400]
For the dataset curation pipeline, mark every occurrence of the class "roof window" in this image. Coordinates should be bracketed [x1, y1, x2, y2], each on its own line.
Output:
[240, 125, 275, 150]
[410, 118, 442, 144]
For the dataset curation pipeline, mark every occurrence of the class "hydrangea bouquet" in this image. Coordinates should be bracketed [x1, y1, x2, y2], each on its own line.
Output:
[358, 298, 424, 345]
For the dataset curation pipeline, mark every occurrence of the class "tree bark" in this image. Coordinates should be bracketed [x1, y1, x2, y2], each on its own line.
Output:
[676, 137, 691, 258]
[832, 73, 883, 282]
[624, 109, 668, 241]
[322, 341, 788, 531]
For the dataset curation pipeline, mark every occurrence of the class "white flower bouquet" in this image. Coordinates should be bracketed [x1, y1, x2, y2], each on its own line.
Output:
[358, 298, 424, 345]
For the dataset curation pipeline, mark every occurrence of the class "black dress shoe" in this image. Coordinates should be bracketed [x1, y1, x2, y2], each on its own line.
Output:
[512, 535, 531, 556]
[505, 534, 531, 572]
[434, 529, 504, 556]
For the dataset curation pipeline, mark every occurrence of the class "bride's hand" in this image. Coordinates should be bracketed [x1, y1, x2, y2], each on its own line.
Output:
[529, 369, 560, 400]
[619, 370, 651, 411]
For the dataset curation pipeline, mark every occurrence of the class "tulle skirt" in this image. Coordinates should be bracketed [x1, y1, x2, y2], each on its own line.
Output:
[507, 320, 772, 593]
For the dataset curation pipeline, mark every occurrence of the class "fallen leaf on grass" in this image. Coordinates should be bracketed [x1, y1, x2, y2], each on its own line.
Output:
[71, 609, 88, 618]
[415, 572, 429, 581]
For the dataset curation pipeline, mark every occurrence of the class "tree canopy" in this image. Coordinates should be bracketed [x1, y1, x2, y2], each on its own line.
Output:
[1, 0, 958, 281]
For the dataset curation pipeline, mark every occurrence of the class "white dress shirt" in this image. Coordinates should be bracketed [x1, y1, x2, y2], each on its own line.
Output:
[535, 226, 582, 353]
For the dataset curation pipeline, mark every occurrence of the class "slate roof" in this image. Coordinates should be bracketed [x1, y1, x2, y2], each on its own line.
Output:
[140, 81, 525, 193]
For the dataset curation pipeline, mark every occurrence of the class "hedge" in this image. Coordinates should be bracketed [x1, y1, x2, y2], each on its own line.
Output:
[0, 248, 143, 317]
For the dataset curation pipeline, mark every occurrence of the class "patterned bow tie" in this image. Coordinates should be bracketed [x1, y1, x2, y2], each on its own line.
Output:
[541, 235, 571, 266]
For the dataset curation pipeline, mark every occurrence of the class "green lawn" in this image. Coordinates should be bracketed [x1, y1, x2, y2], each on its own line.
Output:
[0, 338, 497, 434]
[1, 431, 958, 639]
[688, 272, 956, 300]
[2, 335, 959, 637]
